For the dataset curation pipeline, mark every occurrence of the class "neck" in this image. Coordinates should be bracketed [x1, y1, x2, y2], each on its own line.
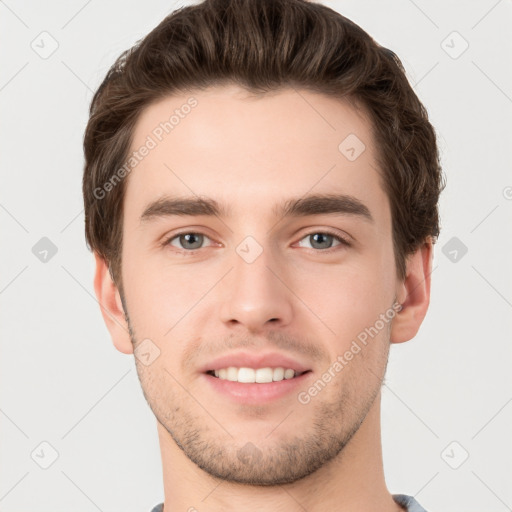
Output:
[156, 393, 401, 512]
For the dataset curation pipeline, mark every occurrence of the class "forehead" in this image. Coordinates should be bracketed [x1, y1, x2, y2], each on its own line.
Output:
[124, 85, 389, 226]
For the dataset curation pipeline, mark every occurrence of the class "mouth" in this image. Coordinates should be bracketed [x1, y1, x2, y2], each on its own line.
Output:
[198, 351, 313, 403]
[201, 368, 313, 404]
[205, 368, 312, 382]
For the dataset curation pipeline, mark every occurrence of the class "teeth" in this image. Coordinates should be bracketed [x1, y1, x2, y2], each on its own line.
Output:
[212, 367, 298, 383]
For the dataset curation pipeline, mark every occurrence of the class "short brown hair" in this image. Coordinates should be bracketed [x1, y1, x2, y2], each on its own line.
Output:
[83, 0, 445, 286]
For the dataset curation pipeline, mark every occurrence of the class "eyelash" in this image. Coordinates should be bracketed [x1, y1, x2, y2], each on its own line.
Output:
[162, 229, 351, 254]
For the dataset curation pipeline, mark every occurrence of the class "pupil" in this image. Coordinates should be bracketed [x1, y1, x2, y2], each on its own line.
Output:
[182, 233, 202, 249]
[311, 233, 332, 249]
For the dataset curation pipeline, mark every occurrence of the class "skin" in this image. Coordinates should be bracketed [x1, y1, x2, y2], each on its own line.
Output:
[94, 85, 432, 512]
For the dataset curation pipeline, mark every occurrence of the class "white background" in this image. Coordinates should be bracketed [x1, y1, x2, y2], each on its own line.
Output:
[1, 1, 511, 511]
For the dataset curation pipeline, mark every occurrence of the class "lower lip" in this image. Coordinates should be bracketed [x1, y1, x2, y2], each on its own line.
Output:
[201, 372, 312, 404]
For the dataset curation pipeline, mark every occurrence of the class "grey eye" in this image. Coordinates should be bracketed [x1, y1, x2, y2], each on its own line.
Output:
[170, 233, 206, 250]
[299, 232, 341, 250]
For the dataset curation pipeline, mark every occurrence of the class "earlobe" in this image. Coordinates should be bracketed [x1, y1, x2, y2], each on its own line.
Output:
[93, 252, 134, 354]
[390, 239, 433, 344]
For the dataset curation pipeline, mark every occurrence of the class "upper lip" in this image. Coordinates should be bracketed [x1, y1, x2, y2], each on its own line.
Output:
[199, 351, 312, 374]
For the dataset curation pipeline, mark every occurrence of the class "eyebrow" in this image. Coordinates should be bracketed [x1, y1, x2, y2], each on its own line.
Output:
[140, 193, 374, 224]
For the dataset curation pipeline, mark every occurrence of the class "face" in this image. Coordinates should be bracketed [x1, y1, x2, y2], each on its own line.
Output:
[116, 85, 403, 485]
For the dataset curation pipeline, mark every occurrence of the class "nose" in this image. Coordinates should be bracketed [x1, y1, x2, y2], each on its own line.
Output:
[219, 242, 293, 333]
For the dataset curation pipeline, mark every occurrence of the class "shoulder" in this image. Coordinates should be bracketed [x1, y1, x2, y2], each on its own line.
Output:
[393, 494, 429, 512]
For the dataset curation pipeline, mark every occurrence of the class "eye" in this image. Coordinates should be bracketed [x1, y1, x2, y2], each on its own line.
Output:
[297, 231, 351, 251]
[162, 230, 350, 253]
[165, 232, 213, 251]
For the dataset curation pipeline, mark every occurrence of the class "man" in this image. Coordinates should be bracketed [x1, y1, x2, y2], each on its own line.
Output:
[83, 0, 445, 510]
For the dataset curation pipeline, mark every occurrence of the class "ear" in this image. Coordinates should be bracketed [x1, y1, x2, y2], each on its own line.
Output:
[93, 252, 134, 354]
[390, 239, 433, 344]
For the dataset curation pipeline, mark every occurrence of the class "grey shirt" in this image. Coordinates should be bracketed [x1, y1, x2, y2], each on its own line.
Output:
[149, 494, 427, 511]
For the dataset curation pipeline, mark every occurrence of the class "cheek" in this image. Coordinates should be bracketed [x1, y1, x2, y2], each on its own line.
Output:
[122, 246, 221, 337]
[289, 253, 394, 348]
[122, 224, 396, 346]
